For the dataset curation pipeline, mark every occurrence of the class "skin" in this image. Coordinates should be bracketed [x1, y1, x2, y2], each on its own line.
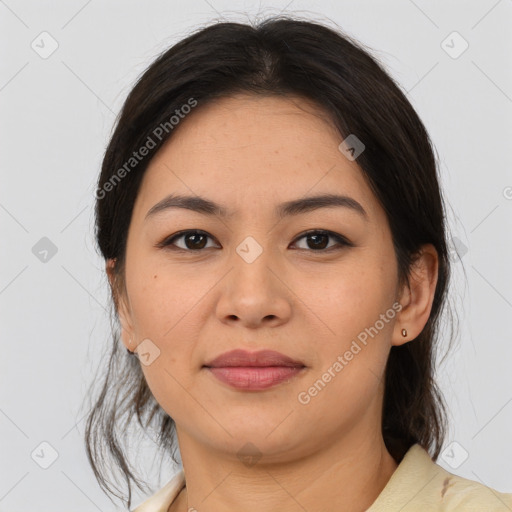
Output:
[108, 94, 438, 512]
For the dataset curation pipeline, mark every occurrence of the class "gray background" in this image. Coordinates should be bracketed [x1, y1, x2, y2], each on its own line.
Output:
[1, 0, 511, 510]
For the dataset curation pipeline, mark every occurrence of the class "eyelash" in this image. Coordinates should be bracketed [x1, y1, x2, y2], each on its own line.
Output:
[156, 229, 353, 253]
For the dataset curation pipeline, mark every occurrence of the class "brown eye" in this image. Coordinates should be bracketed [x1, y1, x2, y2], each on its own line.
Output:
[158, 230, 218, 251]
[157, 229, 352, 253]
[291, 230, 352, 252]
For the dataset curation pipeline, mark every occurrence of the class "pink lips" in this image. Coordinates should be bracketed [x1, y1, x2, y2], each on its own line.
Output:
[203, 349, 305, 390]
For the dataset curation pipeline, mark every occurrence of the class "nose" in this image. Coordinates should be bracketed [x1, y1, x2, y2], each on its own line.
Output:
[215, 241, 292, 330]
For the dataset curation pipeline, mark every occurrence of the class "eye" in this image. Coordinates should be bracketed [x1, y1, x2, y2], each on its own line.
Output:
[157, 229, 351, 253]
[290, 230, 352, 252]
[157, 230, 219, 251]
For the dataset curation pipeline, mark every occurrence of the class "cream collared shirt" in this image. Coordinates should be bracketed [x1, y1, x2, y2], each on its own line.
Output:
[132, 444, 512, 511]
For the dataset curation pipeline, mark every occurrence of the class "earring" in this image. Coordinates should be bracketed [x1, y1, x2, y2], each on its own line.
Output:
[401, 328, 407, 338]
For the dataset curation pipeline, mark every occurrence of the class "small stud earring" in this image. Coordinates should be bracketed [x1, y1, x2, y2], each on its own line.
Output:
[401, 328, 407, 337]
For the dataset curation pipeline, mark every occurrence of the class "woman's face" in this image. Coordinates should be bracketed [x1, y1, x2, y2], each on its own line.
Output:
[113, 94, 419, 461]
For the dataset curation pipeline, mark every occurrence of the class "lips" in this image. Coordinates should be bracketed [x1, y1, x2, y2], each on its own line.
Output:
[203, 349, 306, 390]
[204, 349, 305, 368]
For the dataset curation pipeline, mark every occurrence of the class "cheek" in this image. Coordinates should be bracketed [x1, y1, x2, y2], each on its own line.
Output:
[127, 257, 202, 341]
[127, 266, 201, 420]
[295, 258, 396, 418]
[294, 267, 395, 430]
[308, 259, 395, 347]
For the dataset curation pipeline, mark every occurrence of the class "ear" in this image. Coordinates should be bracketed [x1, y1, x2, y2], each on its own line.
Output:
[106, 258, 135, 351]
[392, 244, 439, 346]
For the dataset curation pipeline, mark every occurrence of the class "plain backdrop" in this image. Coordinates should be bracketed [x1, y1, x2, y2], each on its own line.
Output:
[1, 0, 511, 510]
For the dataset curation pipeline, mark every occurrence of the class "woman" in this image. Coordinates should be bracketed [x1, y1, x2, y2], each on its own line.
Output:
[85, 16, 512, 512]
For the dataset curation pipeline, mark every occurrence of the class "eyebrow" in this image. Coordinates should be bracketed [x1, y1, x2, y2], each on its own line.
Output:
[145, 193, 369, 221]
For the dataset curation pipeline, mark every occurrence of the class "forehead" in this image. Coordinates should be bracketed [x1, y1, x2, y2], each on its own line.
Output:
[133, 94, 382, 223]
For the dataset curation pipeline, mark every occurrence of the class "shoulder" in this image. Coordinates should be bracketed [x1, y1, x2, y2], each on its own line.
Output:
[368, 444, 512, 511]
[131, 469, 185, 512]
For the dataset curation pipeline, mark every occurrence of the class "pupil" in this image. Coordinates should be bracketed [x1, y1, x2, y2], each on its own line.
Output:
[187, 233, 206, 249]
[309, 234, 328, 250]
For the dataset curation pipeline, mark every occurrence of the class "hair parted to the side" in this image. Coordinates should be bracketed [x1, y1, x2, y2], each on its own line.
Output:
[83, 15, 457, 510]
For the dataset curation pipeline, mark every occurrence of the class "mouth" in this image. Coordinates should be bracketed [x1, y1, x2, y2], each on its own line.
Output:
[203, 349, 306, 390]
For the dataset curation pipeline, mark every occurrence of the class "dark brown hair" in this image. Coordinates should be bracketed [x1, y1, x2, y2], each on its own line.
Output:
[84, 16, 456, 510]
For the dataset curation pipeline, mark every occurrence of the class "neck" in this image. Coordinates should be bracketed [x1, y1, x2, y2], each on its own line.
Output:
[174, 427, 398, 512]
